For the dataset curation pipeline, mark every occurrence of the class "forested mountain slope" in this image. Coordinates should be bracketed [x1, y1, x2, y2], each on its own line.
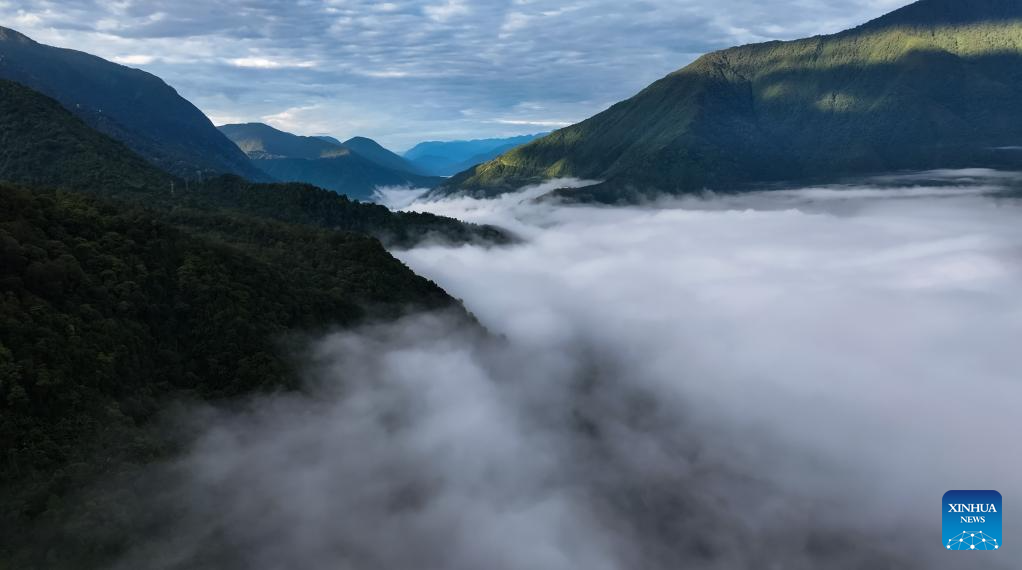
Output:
[0, 81, 508, 247]
[0, 79, 499, 569]
[0, 26, 264, 180]
[437, 0, 1022, 201]
[0, 184, 467, 569]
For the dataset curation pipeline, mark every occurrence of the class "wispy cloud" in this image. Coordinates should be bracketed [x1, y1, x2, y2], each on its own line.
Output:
[112, 54, 156, 65]
[492, 118, 573, 127]
[423, 0, 470, 22]
[227, 57, 318, 69]
[357, 69, 413, 78]
[261, 104, 327, 132]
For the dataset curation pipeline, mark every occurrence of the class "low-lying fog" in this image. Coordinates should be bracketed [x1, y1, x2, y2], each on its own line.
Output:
[116, 171, 1021, 569]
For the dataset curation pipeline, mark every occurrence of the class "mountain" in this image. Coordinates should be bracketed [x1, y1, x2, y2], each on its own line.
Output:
[0, 80, 171, 193]
[218, 122, 345, 160]
[404, 133, 547, 176]
[0, 80, 511, 248]
[0, 182, 472, 570]
[435, 0, 1022, 201]
[343, 136, 423, 174]
[0, 78, 506, 569]
[0, 26, 264, 181]
[219, 123, 444, 200]
[315, 135, 343, 145]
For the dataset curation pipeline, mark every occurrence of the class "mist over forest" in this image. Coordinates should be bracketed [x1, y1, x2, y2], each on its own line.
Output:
[104, 171, 1021, 570]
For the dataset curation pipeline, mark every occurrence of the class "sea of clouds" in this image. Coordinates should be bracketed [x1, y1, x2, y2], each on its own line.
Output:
[113, 171, 1021, 569]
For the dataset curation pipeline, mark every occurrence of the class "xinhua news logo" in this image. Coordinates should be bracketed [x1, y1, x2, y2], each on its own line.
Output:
[943, 490, 1002, 551]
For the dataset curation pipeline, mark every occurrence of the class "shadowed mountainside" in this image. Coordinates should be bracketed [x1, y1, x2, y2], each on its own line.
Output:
[218, 122, 345, 160]
[343, 136, 423, 174]
[219, 123, 442, 200]
[0, 26, 265, 181]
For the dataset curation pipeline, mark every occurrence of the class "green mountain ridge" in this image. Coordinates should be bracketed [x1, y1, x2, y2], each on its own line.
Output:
[0, 26, 265, 181]
[435, 0, 1022, 202]
[218, 123, 443, 200]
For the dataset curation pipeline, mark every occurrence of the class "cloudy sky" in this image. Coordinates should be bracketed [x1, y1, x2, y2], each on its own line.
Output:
[1, 0, 911, 149]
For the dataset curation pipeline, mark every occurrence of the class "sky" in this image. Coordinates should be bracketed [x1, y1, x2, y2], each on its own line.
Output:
[0, 0, 912, 150]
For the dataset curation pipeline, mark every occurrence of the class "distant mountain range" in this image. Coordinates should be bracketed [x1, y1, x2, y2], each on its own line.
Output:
[404, 134, 547, 176]
[219, 123, 441, 200]
[0, 26, 265, 181]
[435, 0, 1022, 201]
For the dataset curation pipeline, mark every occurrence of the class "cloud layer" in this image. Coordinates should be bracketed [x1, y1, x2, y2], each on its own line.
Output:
[106, 172, 1020, 569]
[2, 0, 911, 148]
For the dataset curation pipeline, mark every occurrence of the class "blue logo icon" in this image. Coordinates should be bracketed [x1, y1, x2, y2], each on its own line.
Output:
[943, 490, 1001, 551]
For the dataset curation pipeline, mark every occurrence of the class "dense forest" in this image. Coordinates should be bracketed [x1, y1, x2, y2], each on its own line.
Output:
[185, 176, 509, 249]
[0, 184, 473, 568]
[0, 79, 500, 568]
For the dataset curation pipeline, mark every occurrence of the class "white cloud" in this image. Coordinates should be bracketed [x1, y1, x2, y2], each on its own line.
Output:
[227, 57, 317, 69]
[423, 0, 470, 22]
[492, 118, 573, 127]
[358, 69, 412, 78]
[112, 54, 156, 65]
[499, 11, 531, 35]
[8, 10, 40, 26]
[206, 112, 248, 126]
[261, 104, 325, 133]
